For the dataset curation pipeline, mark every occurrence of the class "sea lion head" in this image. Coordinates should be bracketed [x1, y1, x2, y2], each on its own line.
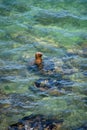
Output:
[35, 52, 43, 66]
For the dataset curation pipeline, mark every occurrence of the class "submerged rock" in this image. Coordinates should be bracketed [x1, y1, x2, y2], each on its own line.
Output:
[8, 114, 64, 130]
[29, 78, 73, 96]
[34, 78, 60, 90]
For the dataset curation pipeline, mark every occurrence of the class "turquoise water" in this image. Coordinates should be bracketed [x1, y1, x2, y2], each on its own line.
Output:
[0, 0, 87, 129]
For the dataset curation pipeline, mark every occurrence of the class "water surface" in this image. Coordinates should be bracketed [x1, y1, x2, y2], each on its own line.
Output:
[0, 0, 87, 129]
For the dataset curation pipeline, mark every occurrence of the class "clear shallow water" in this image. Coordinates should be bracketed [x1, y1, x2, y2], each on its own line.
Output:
[0, 0, 87, 129]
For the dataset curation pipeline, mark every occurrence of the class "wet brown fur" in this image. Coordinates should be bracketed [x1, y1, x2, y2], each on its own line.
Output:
[35, 52, 43, 67]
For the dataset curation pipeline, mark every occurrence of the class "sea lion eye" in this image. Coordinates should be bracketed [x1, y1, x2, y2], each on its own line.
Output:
[39, 54, 42, 57]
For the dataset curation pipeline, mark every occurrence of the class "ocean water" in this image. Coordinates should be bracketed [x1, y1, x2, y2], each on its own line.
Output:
[0, 0, 87, 129]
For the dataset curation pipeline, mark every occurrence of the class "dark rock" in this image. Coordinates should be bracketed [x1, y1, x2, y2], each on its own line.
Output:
[8, 114, 64, 130]
[34, 78, 62, 91]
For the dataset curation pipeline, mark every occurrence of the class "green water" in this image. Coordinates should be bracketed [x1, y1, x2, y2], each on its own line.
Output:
[0, 0, 87, 129]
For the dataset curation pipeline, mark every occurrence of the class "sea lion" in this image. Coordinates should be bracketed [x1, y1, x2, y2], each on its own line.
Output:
[35, 52, 43, 68]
